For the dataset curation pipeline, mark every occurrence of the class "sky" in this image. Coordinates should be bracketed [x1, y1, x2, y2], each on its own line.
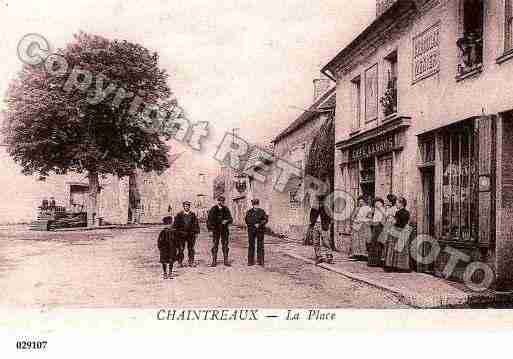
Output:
[0, 0, 376, 221]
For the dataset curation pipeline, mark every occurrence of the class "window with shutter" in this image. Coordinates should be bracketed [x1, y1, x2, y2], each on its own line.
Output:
[477, 115, 496, 247]
[506, 0, 513, 52]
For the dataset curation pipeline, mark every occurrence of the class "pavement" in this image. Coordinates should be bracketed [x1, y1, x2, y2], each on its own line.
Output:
[272, 236, 499, 308]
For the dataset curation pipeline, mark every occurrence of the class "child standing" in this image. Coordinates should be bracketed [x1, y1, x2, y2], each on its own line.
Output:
[158, 221, 178, 279]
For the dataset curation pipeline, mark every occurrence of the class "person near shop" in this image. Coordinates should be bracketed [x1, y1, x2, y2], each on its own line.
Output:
[244, 199, 268, 266]
[349, 195, 372, 261]
[312, 217, 334, 264]
[383, 196, 412, 272]
[157, 218, 179, 279]
[207, 196, 233, 267]
[368, 197, 386, 267]
[172, 201, 200, 267]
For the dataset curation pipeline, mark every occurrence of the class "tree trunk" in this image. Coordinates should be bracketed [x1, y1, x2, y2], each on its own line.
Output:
[87, 170, 100, 227]
[128, 170, 141, 224]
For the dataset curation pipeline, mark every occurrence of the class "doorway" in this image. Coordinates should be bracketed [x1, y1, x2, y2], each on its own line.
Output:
[360, 158, 376, 200]
[421, 168, 435, 236]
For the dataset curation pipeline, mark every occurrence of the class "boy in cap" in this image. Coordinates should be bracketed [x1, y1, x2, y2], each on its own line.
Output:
[157, 217, 179, 279]
[172, 201, 200, 267]
[244, 199, 268, 266]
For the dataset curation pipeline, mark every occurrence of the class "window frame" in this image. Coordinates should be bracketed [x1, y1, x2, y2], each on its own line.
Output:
[350, 75, 362, 132]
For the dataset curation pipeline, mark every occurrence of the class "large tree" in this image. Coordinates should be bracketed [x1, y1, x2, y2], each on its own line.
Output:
[3, 32, 176, 226]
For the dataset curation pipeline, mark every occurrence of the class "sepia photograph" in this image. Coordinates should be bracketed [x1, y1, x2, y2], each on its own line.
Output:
[1, 0, 513, 355]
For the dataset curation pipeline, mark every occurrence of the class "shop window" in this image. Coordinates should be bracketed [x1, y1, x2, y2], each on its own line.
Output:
[441, 126, 477, 241]
[381, 51, 398, 118]
[351, 76, 362, 131]
[377, 155, 393, 196]
[419, 137, 436, 164]
[456, 0, 484, 77]
[505, 0, 513, 52]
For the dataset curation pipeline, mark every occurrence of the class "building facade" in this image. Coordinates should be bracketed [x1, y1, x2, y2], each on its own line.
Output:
[268, 85, 336, 240]
[323, 0, 513, 290]
[213, 144, 273, 227]
[0, 146, 181, 225]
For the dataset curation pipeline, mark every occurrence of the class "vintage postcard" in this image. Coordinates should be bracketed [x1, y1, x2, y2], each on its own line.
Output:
[1, 0, 513, 355]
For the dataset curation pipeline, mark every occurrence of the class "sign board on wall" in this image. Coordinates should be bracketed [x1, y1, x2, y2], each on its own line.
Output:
[365, 64, 378, 123]
[412, 22, 440, 83]
[350, 135, 396, 161]
[376, 0, 398, 17]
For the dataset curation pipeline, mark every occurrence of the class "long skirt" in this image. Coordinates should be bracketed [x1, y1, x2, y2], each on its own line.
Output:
[367, 223, 384, 267]
[383, 226, 411, 271]
[313, 228, 333, 262]
[350, 223, 370, 259]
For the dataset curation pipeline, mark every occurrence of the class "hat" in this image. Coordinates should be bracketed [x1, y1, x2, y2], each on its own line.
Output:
[251, 199, 260, 205]
[217, 196, 225, 202]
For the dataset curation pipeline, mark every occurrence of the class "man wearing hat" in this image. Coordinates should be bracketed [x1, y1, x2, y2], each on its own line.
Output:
[173, 201, 201, 267]
[207, 196, 233, 266]
[244, 199, 268, 266]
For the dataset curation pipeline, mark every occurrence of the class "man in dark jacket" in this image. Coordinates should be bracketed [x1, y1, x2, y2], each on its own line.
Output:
[245, 199, 268, 266]
[207, 196, 233, 267]
[173, 201, 201, 267]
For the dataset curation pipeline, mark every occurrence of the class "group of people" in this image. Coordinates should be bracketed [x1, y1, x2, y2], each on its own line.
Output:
[157, 196, 269, 279]
[350, 194, 412, 272]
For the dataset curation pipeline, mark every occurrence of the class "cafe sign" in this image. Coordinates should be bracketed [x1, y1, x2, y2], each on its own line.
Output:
[350, 135, 396, 161]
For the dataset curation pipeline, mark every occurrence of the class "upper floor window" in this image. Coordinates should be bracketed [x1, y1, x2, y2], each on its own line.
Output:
[381, 51, 398, 118]
[505, 0, 513, 52]
[456, 0, 484, 77]
[364, 64, 379, 123]
[351, 76, 361, 131]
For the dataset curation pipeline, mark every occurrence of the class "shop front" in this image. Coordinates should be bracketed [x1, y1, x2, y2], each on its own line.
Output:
[338, 117, 410, 204]
[336, 117, 410, 235]
[416, 116, 498, 284]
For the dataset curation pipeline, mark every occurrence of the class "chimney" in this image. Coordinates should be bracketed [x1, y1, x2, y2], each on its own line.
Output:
[312, 74, 331, 102]
[376, 0, 398, 17]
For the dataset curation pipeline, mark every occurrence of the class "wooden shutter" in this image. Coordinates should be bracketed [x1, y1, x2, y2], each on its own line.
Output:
[477, 115, 495, 247]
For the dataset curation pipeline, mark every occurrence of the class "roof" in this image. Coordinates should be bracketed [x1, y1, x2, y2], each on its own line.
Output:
[322, 0, 424, 77]
[273, 87, 336, 143]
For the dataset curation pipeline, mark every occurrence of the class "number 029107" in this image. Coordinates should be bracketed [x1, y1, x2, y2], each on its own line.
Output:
[16, 340, 47, 350]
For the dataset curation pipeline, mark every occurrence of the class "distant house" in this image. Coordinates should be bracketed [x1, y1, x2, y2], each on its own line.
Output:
[213, 143, 274, 227]
[267, 79, 336, 240]
[0, 146, 184, 225]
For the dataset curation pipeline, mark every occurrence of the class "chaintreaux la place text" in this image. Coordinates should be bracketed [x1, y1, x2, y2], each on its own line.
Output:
[157, 309, 259, 321]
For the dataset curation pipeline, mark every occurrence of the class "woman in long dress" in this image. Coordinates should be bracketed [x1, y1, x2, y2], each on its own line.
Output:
[383, 196, 412, 272]
[368, 197, 385, 267]
[350, 195, 372, 261]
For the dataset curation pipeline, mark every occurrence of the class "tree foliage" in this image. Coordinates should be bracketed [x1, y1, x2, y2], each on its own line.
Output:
[3, 31, 173, 180]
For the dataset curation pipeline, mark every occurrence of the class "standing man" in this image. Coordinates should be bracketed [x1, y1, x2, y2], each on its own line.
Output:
[207, 196, 233, 267]
[244, 199, 268, 266]
[173, 201, 200, 267]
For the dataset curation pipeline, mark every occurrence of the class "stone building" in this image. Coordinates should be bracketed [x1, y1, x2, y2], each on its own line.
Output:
[213, 143, 273, 228]
[267, 84, 336, 240]
[323, 0, 513, 290]
[0, 146, 181, 226]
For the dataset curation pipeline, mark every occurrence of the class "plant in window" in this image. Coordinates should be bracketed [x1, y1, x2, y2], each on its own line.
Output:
[379, 75, 397, 117]
[457, 31, 483, 74]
